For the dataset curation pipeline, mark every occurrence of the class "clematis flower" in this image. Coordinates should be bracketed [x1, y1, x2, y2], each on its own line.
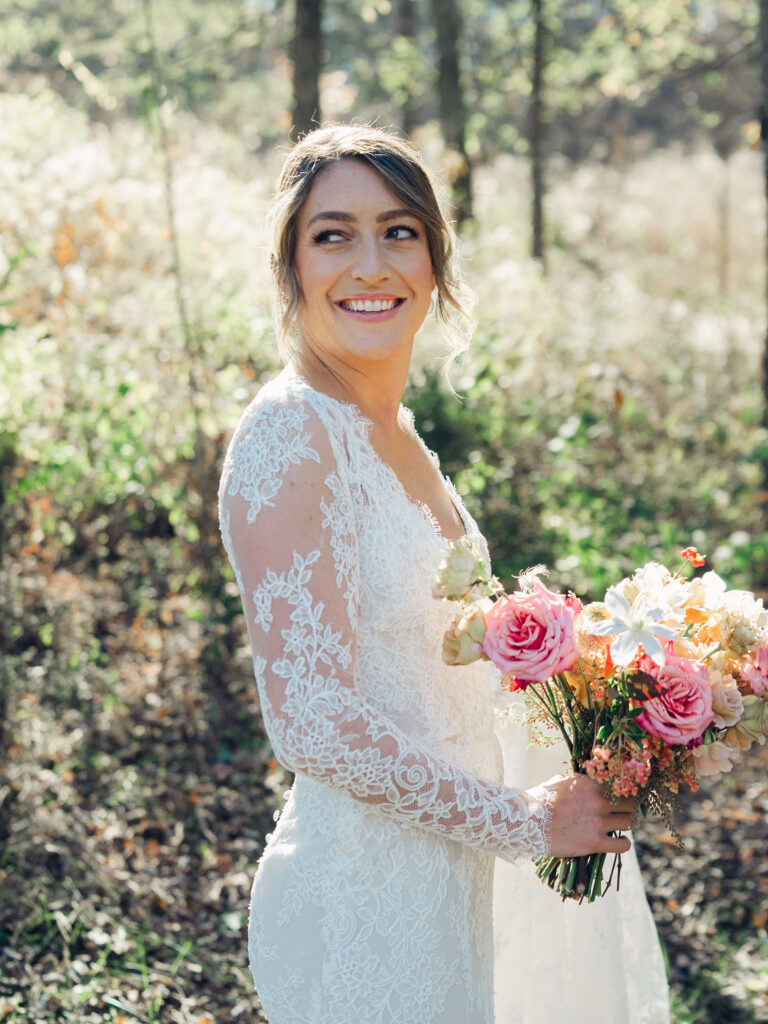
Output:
[618, 562, 689, 628]
[589, 588, 678, 667]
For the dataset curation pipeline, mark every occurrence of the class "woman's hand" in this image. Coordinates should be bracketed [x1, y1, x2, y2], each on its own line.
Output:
[536, 773, 633, 857]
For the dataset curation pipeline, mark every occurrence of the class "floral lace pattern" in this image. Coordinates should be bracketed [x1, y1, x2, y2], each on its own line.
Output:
[219, 369, 552, 1024]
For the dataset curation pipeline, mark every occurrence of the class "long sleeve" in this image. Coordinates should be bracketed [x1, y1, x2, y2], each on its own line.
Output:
[219, 391, 552, 863]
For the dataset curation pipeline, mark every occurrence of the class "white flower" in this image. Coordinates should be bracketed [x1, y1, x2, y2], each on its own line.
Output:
[589, 589, 678, 667]
[686, 570, 727, 611]
[632, 561, 693, 626]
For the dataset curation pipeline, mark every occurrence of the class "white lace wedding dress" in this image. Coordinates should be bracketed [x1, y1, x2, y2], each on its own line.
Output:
[219, 367, 670, 1024]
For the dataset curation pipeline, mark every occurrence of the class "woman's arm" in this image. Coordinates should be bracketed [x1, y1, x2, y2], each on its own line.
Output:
[219, 395, 629, 862]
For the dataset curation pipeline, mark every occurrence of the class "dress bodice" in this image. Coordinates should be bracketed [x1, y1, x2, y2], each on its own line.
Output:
[218, 367, 549, 855]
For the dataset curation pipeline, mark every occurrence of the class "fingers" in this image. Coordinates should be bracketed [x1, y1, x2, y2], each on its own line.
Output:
[602, 832, 631, 854]
[548, 827, 632, 857]
[609, 795, 635, 814]
[606, 812, 633, 832]
[540, 773, 637, 856]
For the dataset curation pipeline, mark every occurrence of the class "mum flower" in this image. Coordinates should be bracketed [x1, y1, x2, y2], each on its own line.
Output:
[588, 589, 678, 667]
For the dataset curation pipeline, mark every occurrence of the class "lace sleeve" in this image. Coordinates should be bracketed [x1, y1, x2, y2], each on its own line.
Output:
[219, 394, 552, 862]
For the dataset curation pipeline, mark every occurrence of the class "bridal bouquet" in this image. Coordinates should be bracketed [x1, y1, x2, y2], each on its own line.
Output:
[432, 541, 768, 902]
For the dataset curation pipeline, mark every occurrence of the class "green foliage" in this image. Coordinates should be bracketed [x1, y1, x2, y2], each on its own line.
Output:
[0, 0, 758, 161]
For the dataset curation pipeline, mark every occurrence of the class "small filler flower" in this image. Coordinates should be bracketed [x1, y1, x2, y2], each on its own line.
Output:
[589, 589, 677, 667]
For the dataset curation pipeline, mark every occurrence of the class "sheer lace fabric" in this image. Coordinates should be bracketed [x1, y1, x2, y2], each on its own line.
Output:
[219, 370, 551, 1023]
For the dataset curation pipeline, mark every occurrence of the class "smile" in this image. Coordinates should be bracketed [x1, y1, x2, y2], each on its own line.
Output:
[337, 297, 404, 313]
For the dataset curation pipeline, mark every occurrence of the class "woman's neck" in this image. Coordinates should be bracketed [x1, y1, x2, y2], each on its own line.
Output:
[290, 344, 410, 434]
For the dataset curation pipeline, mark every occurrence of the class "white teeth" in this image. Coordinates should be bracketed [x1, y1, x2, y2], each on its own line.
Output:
[342, 298, 397, 312]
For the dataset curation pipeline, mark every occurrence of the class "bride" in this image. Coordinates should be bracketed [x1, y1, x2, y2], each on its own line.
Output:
[218, 124, 669, 1023]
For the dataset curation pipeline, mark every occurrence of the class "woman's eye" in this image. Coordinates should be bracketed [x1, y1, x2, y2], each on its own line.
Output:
[312, 228, 346, 244]
[387, 224, 419, 241]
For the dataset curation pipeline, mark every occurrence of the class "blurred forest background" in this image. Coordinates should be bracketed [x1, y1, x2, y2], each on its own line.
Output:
[1, 0, 768, 1021]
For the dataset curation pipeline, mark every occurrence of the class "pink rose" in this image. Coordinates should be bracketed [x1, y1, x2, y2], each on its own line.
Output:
[741, 638, 768, 695]
[635, 650, 714, 745]
[481, 582, 581, 688]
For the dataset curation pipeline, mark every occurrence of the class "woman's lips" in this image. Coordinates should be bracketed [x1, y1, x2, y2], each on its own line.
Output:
[335, 296, 405, 319]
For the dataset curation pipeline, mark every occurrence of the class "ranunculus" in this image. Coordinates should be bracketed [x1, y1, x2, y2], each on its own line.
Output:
[432, 537, 487, 601]
[741, 638, 768, 696]
[481, 581, 580, 688]
[710, 672, 744, 729]
[691, 739, 739, 776]
[635, 649, 714, 745]
[442, 599, 492, 666]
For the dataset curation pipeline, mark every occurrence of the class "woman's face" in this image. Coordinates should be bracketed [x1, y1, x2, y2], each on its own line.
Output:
[293, 159, 435, 370]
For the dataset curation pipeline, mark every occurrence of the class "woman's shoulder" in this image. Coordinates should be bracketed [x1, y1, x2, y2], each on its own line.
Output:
[233, 367, 369, 439]
[219, 368, 369, 520]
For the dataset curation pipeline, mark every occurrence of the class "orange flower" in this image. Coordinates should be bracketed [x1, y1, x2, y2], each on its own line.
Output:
[681, 546, 706, 568]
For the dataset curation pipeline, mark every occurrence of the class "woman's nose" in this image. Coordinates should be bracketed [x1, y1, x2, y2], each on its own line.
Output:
[351, 236, 390, 281]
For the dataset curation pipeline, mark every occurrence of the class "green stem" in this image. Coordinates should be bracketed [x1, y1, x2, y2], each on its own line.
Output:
[563, 856, 579, 896]
[586, 852, 606, 902]
[555, 675, 589, 748]
[539, 680, 575, 756]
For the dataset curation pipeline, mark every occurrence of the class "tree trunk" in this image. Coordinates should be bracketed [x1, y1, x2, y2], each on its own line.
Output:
[428, 0, 472, 225]
[292, 0, 323, 139]
[397, 0, 417, 136]
[760, 0, 768, 529]
[718, 154, 730, 301]
[530, 0, 547, 266]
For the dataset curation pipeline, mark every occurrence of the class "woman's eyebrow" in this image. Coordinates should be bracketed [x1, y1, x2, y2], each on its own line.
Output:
[306, 208, 414, 227]
[307, 210, 354, 227]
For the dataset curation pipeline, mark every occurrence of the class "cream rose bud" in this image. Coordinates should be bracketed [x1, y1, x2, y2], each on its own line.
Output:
[725, 695, 768, 750]
[432, 538, 485, 601]
[710, 673, 744, 729]
[442, 600, 492, 666]
[691, 739, 740, 776]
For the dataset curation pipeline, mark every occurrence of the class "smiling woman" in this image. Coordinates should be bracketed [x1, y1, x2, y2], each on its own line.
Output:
[217, 124, 669, 1024]
[292, 160, 435, 373]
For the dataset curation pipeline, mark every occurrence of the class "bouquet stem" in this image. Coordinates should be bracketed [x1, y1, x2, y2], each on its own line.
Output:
[534, 849, 621, 903]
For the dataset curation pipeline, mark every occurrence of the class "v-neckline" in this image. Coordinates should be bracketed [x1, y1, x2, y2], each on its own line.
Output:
[283, 368, 469, 544]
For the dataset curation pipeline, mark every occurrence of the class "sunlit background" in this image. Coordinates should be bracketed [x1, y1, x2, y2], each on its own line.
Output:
[1, 2, 766, 1022]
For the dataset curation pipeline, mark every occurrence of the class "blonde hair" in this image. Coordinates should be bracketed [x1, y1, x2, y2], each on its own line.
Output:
[268, 124, 474, 363]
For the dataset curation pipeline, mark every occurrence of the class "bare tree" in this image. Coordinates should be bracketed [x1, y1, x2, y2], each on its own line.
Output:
[292, 0, 323, 138]
[397, 0, 418, 136]
[428, 0, 472, 225]
[760, 0, 768, 504]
